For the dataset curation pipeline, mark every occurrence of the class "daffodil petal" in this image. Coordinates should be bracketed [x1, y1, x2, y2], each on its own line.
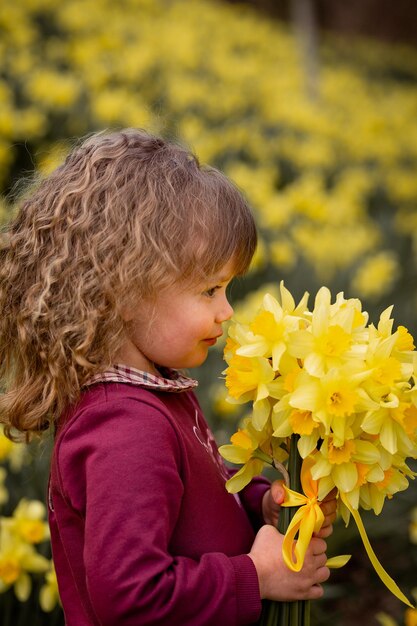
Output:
[278, 282, 296, 312]
[326, 555, 351, 568]
[224, 459, 264, 493]
[353, 440, 381, 464]
[252, 398, 271, 430]
[380, 421, 398, 454]
[333, 463, 358, 493]
[317, 475, 336, 500]
[218, 444, 251, 464]
[289, 382, 319, 412]
[236, 342, 269, 358]
[15, 573, 31, 602]
[342, 487, 360, 510]
[272, 343, 286, 371]
[304, 352, 325, 377]
[297, 433, 319, 459]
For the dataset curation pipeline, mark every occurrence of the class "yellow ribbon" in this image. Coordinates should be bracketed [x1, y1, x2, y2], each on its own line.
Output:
[340, 493, 414, 609]
[280, 457, 414, 608]
[281, 455, 326, 572]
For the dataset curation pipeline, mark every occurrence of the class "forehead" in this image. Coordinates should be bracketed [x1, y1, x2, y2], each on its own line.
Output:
[210, 258, 236, 282]
[166, 258, 237, 296]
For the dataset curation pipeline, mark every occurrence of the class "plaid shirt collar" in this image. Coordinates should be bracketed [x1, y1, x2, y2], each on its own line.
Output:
[84, 363, 198, 393]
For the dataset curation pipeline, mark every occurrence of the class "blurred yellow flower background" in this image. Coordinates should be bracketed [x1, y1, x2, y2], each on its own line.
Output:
[0, 0, 416, 318]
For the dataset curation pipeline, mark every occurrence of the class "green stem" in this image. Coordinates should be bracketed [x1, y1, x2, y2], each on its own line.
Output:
[259, 436, 310, 626]
[3, 589, 12, 626]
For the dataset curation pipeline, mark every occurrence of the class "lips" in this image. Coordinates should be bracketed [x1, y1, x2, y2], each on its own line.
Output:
[203, 334, 222, 346]
[203, 338, 217, 346]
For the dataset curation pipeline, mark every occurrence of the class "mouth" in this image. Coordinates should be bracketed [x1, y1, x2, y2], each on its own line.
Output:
[203, 335, 222, 346]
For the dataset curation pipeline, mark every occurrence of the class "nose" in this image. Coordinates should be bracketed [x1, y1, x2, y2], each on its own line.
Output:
[215, 295, 234, 324]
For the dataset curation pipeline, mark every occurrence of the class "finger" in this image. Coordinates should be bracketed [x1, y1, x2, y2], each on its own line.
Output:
[270, 480, 285, 505]
[315, 565, 330, 584]
[315, 523, 333, 539]
[320, 500, 337, 517]
[314, 553, 328, 569]
[320, 509, 337, 527]
[310, 537, 327, 555]
[306, 584, 324, 600]
[325, 510, 337, 525]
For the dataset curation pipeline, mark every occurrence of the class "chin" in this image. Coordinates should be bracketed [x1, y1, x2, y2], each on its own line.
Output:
[178, 353, 209, 370]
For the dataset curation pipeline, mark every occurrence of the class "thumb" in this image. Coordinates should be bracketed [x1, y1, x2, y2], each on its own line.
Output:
[270, 480, 285, 505]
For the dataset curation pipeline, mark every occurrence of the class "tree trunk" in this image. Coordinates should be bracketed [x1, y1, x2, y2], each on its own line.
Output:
[291, 0, 320, 101]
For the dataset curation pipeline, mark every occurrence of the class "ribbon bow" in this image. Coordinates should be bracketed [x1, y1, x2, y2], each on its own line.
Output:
[280, 456, 414, 608]
[281, 455, 326, 572]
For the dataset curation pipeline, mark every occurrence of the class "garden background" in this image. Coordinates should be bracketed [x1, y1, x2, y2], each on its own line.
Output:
[0, 0, 416, 624]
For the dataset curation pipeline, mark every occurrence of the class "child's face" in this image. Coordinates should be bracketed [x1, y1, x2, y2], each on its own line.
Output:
[117, 259, 235, 373]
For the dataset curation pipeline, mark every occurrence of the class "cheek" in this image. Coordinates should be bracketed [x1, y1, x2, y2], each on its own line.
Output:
[127, 315, 155, 348]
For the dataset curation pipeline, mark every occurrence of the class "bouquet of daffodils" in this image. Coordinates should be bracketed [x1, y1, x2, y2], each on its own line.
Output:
[219, 283, 417, 624]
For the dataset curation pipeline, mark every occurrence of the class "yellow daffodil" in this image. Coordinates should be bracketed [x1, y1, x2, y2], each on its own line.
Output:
[360, 466, 409, 514]
[396, 326, 415, 352]
[222, 336, 239, 363]
[224, 354, 274, 401]
[224, 355, 283, 429]
[365, 328, 413, 385]
[40, 563, 61, 612]
[0, 523, 49, 601]
[7, 499, 50, 545]
[272, 397, 322, 459]
[375, 306, 396, 339]
[377, 596, 417, 626]
[219, 419, 272, 492]
[351, 252, 400, 301]
[288, 287, 359, 377]
[361, 396, 416, 456]
[310, 436, 381, 504]
[0, 430, 15, 462]
[0, 427, 26, 471]
[405, 607, 417, 626]
[288, 367, 366, 446]
[223, 282, 416, 562]
[235, 285, 307, 371]
[209, 384, 240, 417]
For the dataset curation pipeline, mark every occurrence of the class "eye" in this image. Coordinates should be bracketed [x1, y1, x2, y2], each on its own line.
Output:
[204, 286, 219, 298]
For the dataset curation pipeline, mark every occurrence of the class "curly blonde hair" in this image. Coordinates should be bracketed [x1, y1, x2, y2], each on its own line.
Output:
[0, 128, 256, 440]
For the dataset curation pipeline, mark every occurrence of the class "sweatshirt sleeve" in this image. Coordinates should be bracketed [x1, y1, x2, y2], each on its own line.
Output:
[55, 397, 261, 626]
[239, 475, 271, 530]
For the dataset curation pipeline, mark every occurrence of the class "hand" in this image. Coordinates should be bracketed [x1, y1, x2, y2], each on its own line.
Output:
[315, 489, 338, 539]
[248, 525, 330, 601]
[262, 480, 285, 526]
[263, 481, 338, 538]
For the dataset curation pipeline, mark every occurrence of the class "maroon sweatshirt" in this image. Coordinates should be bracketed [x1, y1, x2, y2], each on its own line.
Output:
[48, 376, 270, 625]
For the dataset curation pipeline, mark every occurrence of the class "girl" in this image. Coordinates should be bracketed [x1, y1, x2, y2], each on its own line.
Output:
[0, 129, 335, 625]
